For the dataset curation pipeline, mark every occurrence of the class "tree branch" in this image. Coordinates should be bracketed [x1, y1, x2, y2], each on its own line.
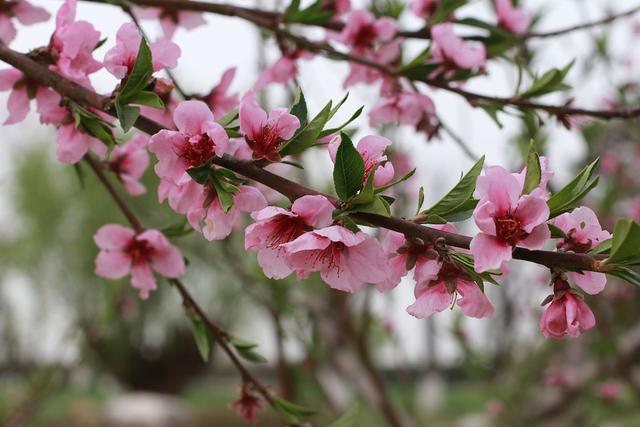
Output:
[0, 42, 610, 276]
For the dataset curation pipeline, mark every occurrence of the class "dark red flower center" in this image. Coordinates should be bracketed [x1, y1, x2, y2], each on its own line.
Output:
[179, 134, 215, 168]
[246, 124, 284, 161]
[315, 241, 346, 273]
[266, 216, 308, 248]
[159, 9, 180, 24]
[125, 238, 154, 266]
[353, 24, 378, 49]
[495, 214, 528, 246]
[0, 0, 17, 14]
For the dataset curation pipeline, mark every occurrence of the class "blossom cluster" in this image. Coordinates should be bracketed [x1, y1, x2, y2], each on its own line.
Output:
[0, 0, 624, 344]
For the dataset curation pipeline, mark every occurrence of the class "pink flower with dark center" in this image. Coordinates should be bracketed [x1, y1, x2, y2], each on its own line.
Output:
[411, 0, 440, 19]
[94, 224, 185, 299]
[149, 100, 229, 184]
[0, 68, 67, 125]
[381, 225, 456, 290]
[107, 134, 150, 196]
[343, 38, 401, 88]
[134, 4, 206, 39]
[431, 23, 486, 72]
[203, 67, 239, 120]
[187, 184, 267, 241]
[245, 195, 335, 279]
[48, 0, 102, 86]
[282, 225, 390, 293]
[554, 207, 610, 294]
[0, 0, 50, 44]
[104, 22, 180, 80]
[496, 0, 532, 35]
[596, 380, 622, 401]
[231, 389, 262, 423]
[369, 91, 436, 128]
[340, 10, 396, 54]
[407, 259, 495, 319]
[239, 91, 300, 161]
[254, 50, 313, 90]
[539, 290, 595, 339]
[470, 165, 551, 272]
[328, 135, 395, 188]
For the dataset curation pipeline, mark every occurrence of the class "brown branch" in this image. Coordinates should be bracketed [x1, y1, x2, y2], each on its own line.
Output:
[524, 4, 640, 39]
[0, 43, 611, 276]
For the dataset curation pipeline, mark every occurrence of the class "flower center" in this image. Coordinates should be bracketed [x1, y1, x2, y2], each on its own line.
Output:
[246, 124, 284, 161]
[266, 216, 308, 248]
[556, 230, 592, 253]
[495, 214, 528, 246]
[125, 238, 154, 266]
[179, 134, 215, 168]
[353, 24, 378, 49]
[316, 242, 346, 273]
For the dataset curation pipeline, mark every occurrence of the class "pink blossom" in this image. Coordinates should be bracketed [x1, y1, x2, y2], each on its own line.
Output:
[539, 291, 595, 339]
[231, 389, 262, 423]
[94, 224, 185, 299]
[134, 4, 206, 39]
[104, 22, 180, 80]
[239, 91, 300, 161]
[187, 185, 267, 241]
[282, 225, 390, 293]
[470, 165, 551, 272]
[596, 380, 622, 401]
[48, 0, 102, 85]
[148, 100, 229, 184]
[158, 179, 203, 214]
[343, 38, 401, 88]
[328, 135, 395, 187]
[431, 23, 486, 71]
[203, 67, 239, 120]
[381, 224, 456, 290]
[496, 0, 532, 35]
[56, 122, 106, 164]
[625, 197, 640, 221]
[340, 10, 396, 53]
[255, 50, 312, 90]
[554, 207, 610, 294]
[411, 0, 440, 19]
[369, 91, 436, 128]
[0, 0, 50, 44]
[407, 260, 495, 319]
[107, 134, 150, 196]
[0, 68, 65, 125]
[245, 195, 335, 279]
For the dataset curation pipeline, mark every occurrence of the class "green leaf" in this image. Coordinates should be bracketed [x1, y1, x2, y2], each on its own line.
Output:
[352, 195, 391, 217]
[290, 88, 308, 125]
[273, 398, 316, 424]
[333, 133, 365, 201]
[547, 158, 600, 217]
[519, 61, 574, 99]
[280, 100, 332, 156]
[161, 220, 194, 238]
[604, 219, 640, 266]
[74, 107, 117, 147]
[217, 109, 238, 127]
[230, 336, 268, 364]
[416, 187, 425, 215]
[318, 106, 363, 138]
[522, 144, 541, 194]
[548, 223, 568, 239]
[607, 266, 640, 287]
[190, 315, 212, 362]
[432, 0, 469, 24]
[283, 0, 333, 24]
[423, 156, 484, 219]
[350, 170, 375, 205]
[590, 238, 612, 255]
[115, 102, 140, 133]
[117, 38, 154, 103]
[327, 404, 361, 427]
[186, 163, 212, 185]
[374, 169, 416, 193]
[125, 90, 164, 108]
